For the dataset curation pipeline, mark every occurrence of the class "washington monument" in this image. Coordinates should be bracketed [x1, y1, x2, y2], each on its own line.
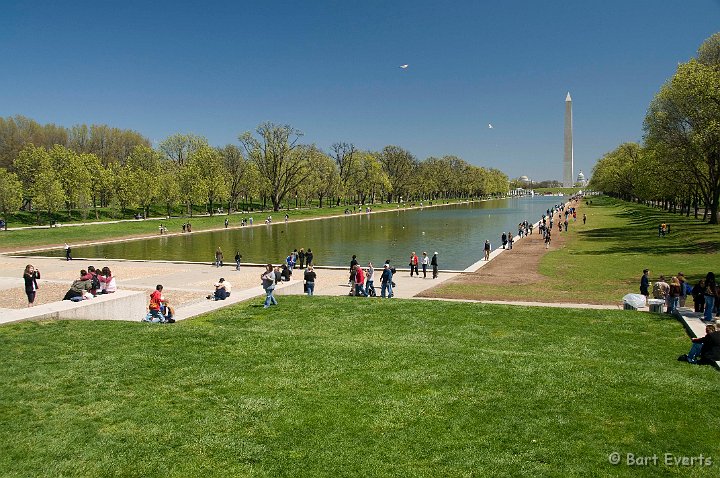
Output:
[563, 92, 574, 187]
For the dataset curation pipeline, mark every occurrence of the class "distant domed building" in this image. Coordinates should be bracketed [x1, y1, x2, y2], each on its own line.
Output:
[576, 170, 587, 187]
[518, 175, 531, 185]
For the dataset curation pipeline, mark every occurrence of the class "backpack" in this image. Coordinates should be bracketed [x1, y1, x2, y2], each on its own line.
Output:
[90, 274, 101, 291]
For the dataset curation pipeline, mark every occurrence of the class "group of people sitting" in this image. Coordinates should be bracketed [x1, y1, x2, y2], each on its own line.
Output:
[62, 266, 116, 301]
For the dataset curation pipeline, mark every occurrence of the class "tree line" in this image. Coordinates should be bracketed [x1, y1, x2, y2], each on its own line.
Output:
[0, 120, 509, 225]
[590, 33, 720, 224]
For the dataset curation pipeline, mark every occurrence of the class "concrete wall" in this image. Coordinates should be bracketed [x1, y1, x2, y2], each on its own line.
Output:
[0, 290, 147, 325]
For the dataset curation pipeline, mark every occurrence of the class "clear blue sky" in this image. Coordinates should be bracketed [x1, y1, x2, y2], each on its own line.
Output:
[1, 0, 718, 181]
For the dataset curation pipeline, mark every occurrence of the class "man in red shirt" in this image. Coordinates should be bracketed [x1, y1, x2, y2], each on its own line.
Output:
[354, 265, 368, 297]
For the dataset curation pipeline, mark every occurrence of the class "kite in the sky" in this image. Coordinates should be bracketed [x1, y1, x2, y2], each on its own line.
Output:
[399, 64, 409, 69]
[488, 123, 493, 129]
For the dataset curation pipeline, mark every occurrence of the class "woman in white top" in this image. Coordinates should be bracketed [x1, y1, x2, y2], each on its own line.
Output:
[99, 267, 117, 293]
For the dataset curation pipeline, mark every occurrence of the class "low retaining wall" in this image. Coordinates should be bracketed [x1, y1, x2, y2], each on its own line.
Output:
[0, 290, 147, 325]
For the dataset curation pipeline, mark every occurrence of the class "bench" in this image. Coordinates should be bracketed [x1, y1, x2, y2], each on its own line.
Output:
[0, 290, 147, 325]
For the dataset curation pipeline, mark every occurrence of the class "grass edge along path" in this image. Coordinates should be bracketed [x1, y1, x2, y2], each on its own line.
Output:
[426, 196, 720, 304]
[1, 296, 718, 477]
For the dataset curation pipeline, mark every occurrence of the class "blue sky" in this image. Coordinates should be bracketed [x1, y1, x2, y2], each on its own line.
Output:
[1, 0, 718, 181]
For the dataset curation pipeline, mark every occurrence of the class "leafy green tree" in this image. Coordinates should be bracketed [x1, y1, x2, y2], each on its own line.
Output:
[126, 145, 164, 218]
[301, 147, 339, 208]
[13, 144, 48, 210]
[0, 168, 22, 229]
[159, 133, 208, 166]
[188, 145, 229, 215]
[159, 160, 181, 217]
[49, 145, 92, 217]
[220, 144, 259, 212]
[111, 163, 140, 216]
[378, 145, 417, 203]
[644, 34, 720, 223]
[239, 122, 309, 212]
[347, 151, 390, 204]
[33, 167, 65, 223]
[331, 142, 357, 202]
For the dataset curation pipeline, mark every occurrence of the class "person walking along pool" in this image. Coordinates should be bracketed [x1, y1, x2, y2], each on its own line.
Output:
[381, 263, 394, 298]
[235, 251, 242, 270]
[483, 240, 491, 261]
[215, 247, 223, 268]
[262, 264, 278, 308]
[431, 252, 438, 279]
[409, 252, 419, 277]
[304, 265, 316, 296]
[64, 243, 72, 261]
[421, 252, 429, 278]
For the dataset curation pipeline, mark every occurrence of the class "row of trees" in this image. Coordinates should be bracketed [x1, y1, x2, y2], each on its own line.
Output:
[0, 116, 150, 169]
[590, 33, 720, 224]
[0, 122, 509, 224]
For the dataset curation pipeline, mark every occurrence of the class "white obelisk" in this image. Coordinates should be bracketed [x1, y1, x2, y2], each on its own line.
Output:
[563, 92, 574, 187]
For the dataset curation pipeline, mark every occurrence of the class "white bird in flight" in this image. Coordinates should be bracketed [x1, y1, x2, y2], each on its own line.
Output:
[488, 123, 494, 129]
[400, 64, 409, 69]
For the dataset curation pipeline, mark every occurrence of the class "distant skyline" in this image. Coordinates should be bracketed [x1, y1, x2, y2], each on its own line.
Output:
[1, 1, 718, 181]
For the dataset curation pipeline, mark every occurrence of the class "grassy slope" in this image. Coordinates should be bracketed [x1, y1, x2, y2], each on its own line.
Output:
[0, 200, 466, 252]
[1, 296, 717, 477]
[434, 196, 720, 304]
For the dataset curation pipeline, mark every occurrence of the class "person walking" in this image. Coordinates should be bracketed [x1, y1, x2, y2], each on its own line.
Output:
[483, 240, 491, 261]
[380, 263, 394, 298]
[215, 247, 224, 268]
[304, 266, 316, 296]
[421, 252, 429, 278]
[366, 262, 376, 296]
[409, 252, 419, 277]
[64, 243, 72, 261]
[298, 248, 306, 269]
[23, 264, 40, 307]
[501, 232, 507, 250]
[306, 249, 314, 266]
[234, 252, 242, 271]
[261, 264, 277, 308]
[354, 264, 367, 297]
[431, 252, 438, 279]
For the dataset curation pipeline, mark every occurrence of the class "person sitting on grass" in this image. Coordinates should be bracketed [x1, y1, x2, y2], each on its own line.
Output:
[678, 324, 720, 365]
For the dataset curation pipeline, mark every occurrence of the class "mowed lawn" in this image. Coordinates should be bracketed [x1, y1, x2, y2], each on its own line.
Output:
[433, 196, 720, 304]
[1, 297, 718, 477]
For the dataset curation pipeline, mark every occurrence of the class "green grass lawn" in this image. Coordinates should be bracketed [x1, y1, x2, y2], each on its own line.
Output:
[435, 196, 720, 304]
[1, 296, 717, 477]
[0, 199, 473, 252]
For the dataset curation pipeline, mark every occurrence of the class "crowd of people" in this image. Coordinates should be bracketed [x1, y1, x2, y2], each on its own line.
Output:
[639, 268, 720, 366]
[640, 269, 719, 321]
